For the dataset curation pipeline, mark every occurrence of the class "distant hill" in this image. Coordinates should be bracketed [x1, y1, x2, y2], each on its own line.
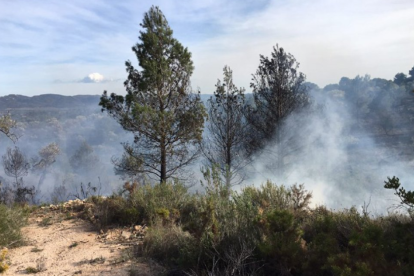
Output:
[0, 94, 101, 110]
[0, 93, 216, 122]
[0, 94, 220, 111]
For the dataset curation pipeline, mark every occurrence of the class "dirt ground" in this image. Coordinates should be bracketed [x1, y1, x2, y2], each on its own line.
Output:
[5, 204, 162, 276]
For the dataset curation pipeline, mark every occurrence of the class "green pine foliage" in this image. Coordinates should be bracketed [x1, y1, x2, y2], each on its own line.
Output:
[100, 6, 206, 183]
[202, 66, 249, 187]
[0, 113, 18, 143]
[384, 176, 414, 209]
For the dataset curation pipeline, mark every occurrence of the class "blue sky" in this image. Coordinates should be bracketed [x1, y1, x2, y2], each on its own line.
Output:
[0, 0, 413, 96]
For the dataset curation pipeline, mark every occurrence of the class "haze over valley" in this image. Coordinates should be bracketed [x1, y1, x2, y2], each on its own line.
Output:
[1, 67, 414, 213]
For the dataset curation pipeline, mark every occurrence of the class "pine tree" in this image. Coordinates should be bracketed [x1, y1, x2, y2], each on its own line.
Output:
[202, 66, 249, 187]
[0, 113, 18, 143]
[100, 6, 206, 183]
[244, 45, 310, 175]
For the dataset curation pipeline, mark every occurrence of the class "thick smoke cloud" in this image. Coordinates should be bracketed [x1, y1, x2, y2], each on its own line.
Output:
[246, 82, 414, 214]
[0, 104, 133, 203]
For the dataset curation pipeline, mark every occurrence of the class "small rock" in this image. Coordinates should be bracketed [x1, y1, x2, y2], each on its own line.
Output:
[121, 231, 130, 239]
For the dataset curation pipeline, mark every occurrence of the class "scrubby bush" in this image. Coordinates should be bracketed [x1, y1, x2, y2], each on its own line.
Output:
[258, 209, 304, 275]
[0, 204, 27, 248]
[300, 207, 414, 276]
[380, 214, 414, 275]
[84, 176, 414, 275]
[129, 180, 190, 226]
[88, 180, 191, 229]
[242, 181, 312, 214]
[87, 195, 134, 229]
[133, 174, 313, 275]
[143, 225, 197, 269]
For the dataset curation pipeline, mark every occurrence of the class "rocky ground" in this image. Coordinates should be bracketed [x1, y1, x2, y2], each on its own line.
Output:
[4, 200, 163, 276]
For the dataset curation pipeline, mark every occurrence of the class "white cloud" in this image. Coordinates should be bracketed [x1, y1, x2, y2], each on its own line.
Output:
[1, 0, 413, 95]
[187, 0, 414, 91]
[79, 73, 105, 83]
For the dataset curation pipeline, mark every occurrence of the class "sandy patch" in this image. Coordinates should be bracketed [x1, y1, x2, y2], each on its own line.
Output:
[5, 208, 157, 276]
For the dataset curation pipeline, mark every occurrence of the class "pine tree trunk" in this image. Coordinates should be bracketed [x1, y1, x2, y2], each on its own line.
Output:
[160, 140, 167, 184]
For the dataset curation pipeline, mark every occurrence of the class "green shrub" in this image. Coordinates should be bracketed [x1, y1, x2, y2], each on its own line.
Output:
[113, 177, 414, 276]
[129, 180, 190, 226]
[328, 253, 373, 276]
[302, 207, 341, 274]
[258, 209, 304, 275]
[240, 181, 312, 215]
[301, 206, 406, 275]
[89, 195, 139, 229]
[380, 214, 414, 275]
[87, 181, 191, 231]
[323, 219, 390, 275]
[0, 204, 27, 248]
[143, 224, 197, 269]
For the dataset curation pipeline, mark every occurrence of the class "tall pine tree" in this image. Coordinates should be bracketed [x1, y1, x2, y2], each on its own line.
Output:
[202, 66, 249, 187]
[100, 6, 206, 183]
[244, 45, 310, 175]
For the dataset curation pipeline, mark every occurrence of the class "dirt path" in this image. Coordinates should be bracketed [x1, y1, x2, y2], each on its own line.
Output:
[5, 206, 158, 276]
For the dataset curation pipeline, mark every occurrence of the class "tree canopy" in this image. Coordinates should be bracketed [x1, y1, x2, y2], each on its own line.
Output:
[0, 113, 18, 143]
[202, 66, 249, 187]
[244, 45, 310, 157]
[100, 6, 206, 183]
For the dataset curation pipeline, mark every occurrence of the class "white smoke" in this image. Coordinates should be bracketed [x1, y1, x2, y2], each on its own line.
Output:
[246, 89, 413, 214]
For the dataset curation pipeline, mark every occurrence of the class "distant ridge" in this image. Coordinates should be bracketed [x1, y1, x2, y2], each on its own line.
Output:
[0, 94, 101, 110]
[0, 94, 218, 110]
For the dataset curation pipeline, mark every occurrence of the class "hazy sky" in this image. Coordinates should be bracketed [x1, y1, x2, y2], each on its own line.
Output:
[1, 0, 413, 96]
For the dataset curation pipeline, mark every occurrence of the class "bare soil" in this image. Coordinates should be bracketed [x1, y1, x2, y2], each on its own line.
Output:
[5, 205, 161, 276]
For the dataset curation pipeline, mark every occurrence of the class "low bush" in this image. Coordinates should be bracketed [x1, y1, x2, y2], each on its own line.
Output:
[0, 204, 28, 248]
[258, 209, 304, 275]
[142, 224, 197, 269]
[81, 176, 414, 275]
[129, 180, 190, 226]
[88, 195, 132, 229]
[88, 180, 192, 230]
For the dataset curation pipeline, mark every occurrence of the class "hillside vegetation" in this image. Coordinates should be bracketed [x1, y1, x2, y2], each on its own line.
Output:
[77, 174, 414, 276]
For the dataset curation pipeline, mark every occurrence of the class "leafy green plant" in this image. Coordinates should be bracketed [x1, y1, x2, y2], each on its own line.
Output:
[129, 180, 190, 226]
[143, 225, 197, 268]
[89, 195, 131, 229]
[242, 181, 312, 214]
[88, 180, 190, 231]
[258, 209, 304, 275]
[0, 204, 27, 248]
